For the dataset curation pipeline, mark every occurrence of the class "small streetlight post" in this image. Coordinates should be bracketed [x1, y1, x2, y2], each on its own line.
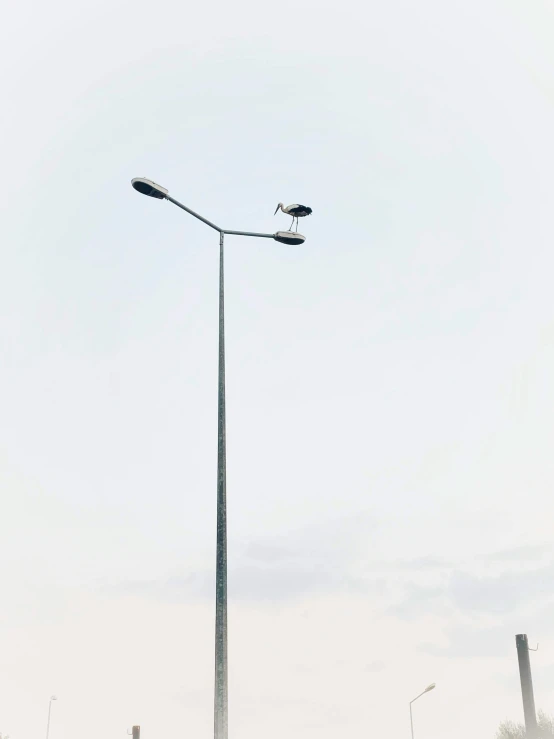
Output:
[409, 683, 435, 739]
[131, 178, 306, 739]
[46, 695, 57, 739]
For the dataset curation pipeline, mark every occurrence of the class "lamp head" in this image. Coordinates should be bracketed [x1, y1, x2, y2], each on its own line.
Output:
[273, 231, 306, 246]
[131, 177, 168, 199]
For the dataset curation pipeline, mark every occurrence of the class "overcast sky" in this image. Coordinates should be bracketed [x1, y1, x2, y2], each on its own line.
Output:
[2, 0, 554, 737]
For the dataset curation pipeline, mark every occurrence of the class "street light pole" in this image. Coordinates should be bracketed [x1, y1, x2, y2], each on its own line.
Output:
[131, 178, 306, 739]
[409, 683, 435, 739]
[516, 634, 538, 739]
[214, 227, 228, 739]
[46, 695, 57, 739]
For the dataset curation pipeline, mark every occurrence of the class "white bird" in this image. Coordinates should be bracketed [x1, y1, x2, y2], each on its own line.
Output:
[274, 202, 313, 231]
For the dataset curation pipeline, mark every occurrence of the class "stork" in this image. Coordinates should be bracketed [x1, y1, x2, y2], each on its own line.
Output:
[274, 202, 313, 231]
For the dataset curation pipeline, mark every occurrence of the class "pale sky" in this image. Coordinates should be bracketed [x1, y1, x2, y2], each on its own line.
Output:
[2, 0, 554, 737]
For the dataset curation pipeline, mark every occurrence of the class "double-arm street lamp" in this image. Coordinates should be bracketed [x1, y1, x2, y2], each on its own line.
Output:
[410, 683, 435, 739]
[131, 177, 306, 739]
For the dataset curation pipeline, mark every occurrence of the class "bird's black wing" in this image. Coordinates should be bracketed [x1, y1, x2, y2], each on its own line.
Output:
[289, 205, 312, 215]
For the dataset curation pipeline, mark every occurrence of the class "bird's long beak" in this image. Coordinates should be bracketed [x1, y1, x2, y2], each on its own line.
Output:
[274, 204, 280, 215]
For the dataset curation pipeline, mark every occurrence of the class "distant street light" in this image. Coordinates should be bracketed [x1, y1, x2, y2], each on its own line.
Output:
[46, 695, 57, 739]
[410, 683, 435, 739]
[131, 177, 307, 739]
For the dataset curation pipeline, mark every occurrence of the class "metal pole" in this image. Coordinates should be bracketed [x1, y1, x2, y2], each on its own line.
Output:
[223, 229, 275, 238]
[214, 230, 228, 739]
[46, 699, 53, 739]
[409, 686, 435, 739]
[165, 195, 222, 232]
[516, 634, 538, 738]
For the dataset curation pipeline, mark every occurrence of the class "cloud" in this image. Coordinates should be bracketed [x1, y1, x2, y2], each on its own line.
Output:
[115, 562, 386, 603]
[110, 512, 385, 603]
[419, 624, 512, 659]
[231, 563, 340, 600]
[387, 586, 449, 620]
[244, 511, 378, 567]
[389, 555, 451, 571]
[449, 566, 554, 614]
[111, 535, 553, 611]
[417, 600, 554, 662]
[482, 544, 552, 564]
[245, 540, 297, 563]
[388, 557, 554, 623]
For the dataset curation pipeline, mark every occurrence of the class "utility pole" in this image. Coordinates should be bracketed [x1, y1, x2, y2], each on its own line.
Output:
[516, 634, 538, 738]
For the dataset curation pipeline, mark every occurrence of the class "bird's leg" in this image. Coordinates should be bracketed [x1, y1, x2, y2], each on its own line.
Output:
[289, 217, 294, 231]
